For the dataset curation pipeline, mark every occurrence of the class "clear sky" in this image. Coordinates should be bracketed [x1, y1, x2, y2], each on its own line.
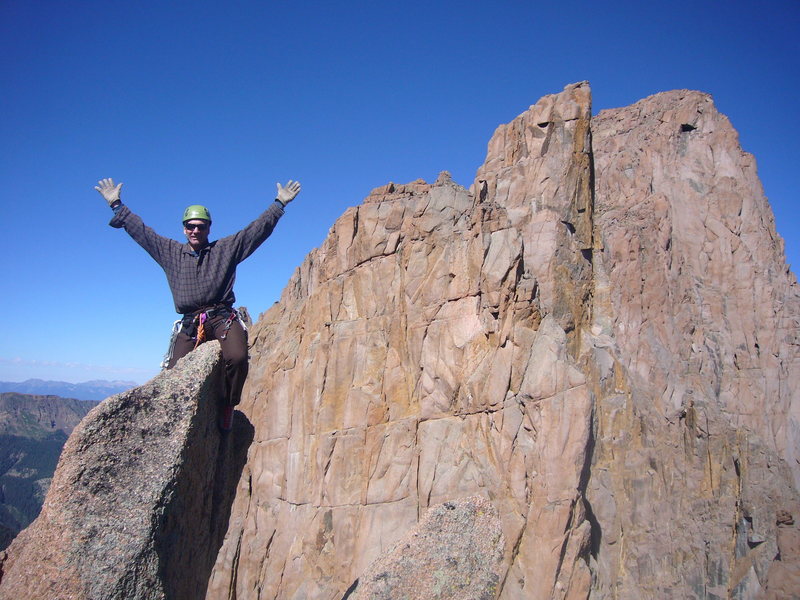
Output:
[1, 0, 798, 384]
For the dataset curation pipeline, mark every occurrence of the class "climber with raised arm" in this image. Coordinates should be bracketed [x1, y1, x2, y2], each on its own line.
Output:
[95, 177, 301, 430]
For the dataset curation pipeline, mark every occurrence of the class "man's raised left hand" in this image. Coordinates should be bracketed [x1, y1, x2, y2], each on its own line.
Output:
[276, 180, 301, 205]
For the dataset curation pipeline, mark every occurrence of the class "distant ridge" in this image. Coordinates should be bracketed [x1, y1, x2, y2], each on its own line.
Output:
[0, 392, 99, 549]
[0, 379, 136, 401]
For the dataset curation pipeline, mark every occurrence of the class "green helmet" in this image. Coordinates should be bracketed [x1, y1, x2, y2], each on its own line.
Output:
[182, 204, 212, 224]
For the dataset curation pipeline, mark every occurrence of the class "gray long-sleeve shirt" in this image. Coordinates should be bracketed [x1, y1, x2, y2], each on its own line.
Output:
[110, 202, 284, 314]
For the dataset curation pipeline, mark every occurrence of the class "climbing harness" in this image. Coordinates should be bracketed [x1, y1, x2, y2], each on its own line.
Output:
[161, 305, 243, 369]
[235, 307, 248, 332]
[193, 311, 208, 349]
[160, 319, 184, 369]
[218, 308, 244, 340]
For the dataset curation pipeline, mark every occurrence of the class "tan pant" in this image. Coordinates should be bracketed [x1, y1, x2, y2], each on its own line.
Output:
[167, 313, 249, 406]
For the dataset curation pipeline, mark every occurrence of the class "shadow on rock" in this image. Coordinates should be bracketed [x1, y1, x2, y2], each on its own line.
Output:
[157, 399, 255, 600]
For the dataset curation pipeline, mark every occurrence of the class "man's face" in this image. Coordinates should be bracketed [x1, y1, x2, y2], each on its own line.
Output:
[184, 219, 210, 250]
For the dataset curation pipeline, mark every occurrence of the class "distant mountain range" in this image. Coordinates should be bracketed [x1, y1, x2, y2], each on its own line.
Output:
[0, 379, 137, 401]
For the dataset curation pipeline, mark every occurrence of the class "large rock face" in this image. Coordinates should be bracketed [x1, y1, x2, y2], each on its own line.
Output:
[206, 83, 800, 599]
[587, 90, 800, 598]
[0, 343, 252, 600]
[592, 90, 800, 479]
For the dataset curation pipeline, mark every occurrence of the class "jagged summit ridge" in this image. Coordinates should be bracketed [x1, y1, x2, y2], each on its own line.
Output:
[593, 88, 800, 477]
[210, 82, 799, 598]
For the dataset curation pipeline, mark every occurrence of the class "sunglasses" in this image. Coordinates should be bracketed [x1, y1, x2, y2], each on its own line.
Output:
[184, 222, 208, 232]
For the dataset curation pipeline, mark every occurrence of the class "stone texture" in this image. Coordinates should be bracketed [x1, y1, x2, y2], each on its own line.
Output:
[763, 510, 800, 598]
[207, 83, 597, 599]
[592, 90, 800, 487]
[586, 90, 800, 598]
[344, 496, 504, 599]
[207, 83, 800, 599]
[0, 342, 252, 600]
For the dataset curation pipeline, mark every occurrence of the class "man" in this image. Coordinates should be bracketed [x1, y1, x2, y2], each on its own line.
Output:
[95, 177, 301, 430]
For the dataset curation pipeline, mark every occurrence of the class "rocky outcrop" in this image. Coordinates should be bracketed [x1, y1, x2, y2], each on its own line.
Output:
[586, 90, 800, 597]
[0, 342, 252, 600]
[763, 510, 800, 598]
[207, 83, 597, 599]
[207, 82, 800, 599]
[345, 496, 504, 599]
[592, 90, 800, 485]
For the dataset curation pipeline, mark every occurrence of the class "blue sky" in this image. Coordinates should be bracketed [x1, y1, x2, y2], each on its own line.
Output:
[1, 0, 798, 384]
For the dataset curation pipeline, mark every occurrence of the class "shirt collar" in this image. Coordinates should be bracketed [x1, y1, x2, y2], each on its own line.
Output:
[182, 240, 214, 256]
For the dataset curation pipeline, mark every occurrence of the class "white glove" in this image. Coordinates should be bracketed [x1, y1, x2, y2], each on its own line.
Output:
[95, 178, 123, 206]
[276, 180, 301, 205]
